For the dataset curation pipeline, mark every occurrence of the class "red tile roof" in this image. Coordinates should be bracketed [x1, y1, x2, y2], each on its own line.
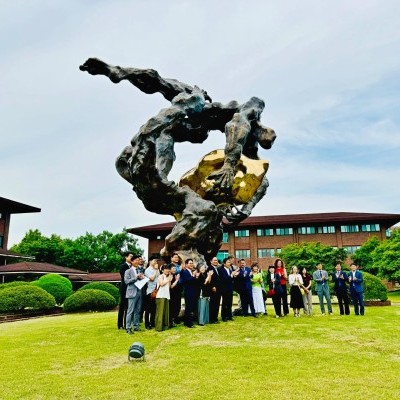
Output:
[69, 272, 120, 282]
[0, 262, 87, 275]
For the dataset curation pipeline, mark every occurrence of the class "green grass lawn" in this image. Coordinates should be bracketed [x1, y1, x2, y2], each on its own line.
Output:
[388, 289, 400, 303]
[1, 306, 399, 400]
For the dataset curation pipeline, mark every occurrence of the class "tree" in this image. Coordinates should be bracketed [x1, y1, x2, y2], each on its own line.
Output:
[371, 229, 400, 282]
[279, 242, 348, 273]
[11, 229, 142, 273]
[352, 236, 380, 274]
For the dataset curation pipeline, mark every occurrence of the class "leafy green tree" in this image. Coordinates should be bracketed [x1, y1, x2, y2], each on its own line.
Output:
[11, 229, 65, 264]
[279, 242, 347, 273]
[11, 229, 142, 273]
[352, 236, 380, 275]
[370, 229, 400, 282]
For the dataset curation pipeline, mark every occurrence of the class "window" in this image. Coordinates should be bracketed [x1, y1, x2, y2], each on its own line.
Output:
[0, 235, 3, 248]
[0, 212, 3, 220]
[298, 226, 316, 235]
[235, 250, 250, 259]
[386, 229, 392, 238]
[276, 248, 282, 254]
[235, 229, 249, 238]
[217, 250, 230, 262]
[222, 232, 229, 243]
[156, 235, 163, 240]
[276, 227, 293, 236]
[257, 228, 274, 236]
[340, 225, 359, 233]
[258, 248, 275, 258]
[343, 245, 361, 254]
[361, 224, 380, 232]
[317, 226, 335, 234]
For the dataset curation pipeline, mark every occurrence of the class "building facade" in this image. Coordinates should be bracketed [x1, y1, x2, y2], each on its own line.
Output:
[128, 212, 400, 268]
[0, 197, 41, 265]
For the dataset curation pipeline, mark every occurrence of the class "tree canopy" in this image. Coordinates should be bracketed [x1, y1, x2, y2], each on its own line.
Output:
[279, 242, 348, 273]
[11, 229, 143, 273]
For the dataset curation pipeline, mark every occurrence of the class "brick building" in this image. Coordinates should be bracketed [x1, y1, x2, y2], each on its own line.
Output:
[128, 212, 400, 268]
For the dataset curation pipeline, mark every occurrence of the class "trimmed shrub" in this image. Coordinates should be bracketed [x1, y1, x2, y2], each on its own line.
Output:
[0, 285, 56, 313]
[78, 282, 120, 302]
[363, 272, 388, 301]
[63, 289, 117, 312]
[0, 281, 31, 291]
[32, 274, 73, 305]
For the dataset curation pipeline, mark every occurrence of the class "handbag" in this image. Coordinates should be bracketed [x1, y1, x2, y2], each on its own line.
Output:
[150, 286, 159, 299]
[267, 289, 275, 297]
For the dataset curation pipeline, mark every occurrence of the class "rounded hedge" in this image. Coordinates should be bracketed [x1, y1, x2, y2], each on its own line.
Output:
[0, 285, 56, 313]
[78, 282, 120, 302]
[63, 289, 117, 312]
[363, 272, 388, 301]
[32, 274, 73, 305]
[0, 281, 31, 291]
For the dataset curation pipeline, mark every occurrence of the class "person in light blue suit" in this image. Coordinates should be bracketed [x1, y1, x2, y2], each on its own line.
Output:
[348, 263, 365, 316]
[312, 263, 333, 315]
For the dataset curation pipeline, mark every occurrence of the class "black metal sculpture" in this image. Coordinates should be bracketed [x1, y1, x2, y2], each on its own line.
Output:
[80, 58, 276, 265]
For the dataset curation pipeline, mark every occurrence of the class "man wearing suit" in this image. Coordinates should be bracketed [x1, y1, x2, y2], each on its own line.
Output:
[117, 252, 133, 329]
[234, 259, 256, 317]
[332, 263, 350, 315]
[207, 256, 222, 323]
[349, 263, 365, 315]
[220, 257, 236, 321]
[180, 258, 199, 328]
[124, 254, 145, 334]
[313, 263, 333, 315]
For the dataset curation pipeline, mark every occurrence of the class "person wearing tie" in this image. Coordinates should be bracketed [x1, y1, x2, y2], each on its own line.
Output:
[313, 263, 333, 315]
[349, 263, 365, 315]
[332, 263, 350, 315]
[220, 257, 236, 321]
[180, 258, 199, 328]
[207, 256, 222, 323]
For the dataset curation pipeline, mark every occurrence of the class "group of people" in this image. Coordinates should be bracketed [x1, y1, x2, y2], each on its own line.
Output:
[118, 253, 365, 334]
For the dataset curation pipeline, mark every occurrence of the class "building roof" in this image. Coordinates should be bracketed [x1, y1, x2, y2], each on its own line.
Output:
[69, 272, 120, 283]
[0, 262, 87, 275]
[128, 212, 400, 238]
[0, 197, 41, 214]
[0, 249, 35, 260]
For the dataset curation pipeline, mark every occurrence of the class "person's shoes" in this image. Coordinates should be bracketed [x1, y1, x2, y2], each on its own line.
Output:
[252, 314, 258, 318]
[133, 327, 140, 331]
[198, 323, 205, 326]
[321, 313, 326, 315]
[275, 315, 280, 318]
[329, 312, 333, 315]
[210, 320, 220, 324]
[118, 327, 125, 330]
[185, 325, 195, 328]
[126, 329, 133, 334]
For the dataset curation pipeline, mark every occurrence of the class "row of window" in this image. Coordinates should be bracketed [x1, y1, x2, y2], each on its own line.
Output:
[0, 235, 3, 248]
[218, 245, 361, 260]
[234, 224, 381, 238]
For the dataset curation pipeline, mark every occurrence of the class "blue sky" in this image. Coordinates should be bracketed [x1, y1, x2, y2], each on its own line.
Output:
[2, 0, 400, 253]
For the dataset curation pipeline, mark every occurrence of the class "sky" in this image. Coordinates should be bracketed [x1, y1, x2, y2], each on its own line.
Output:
[2, 0, 400, 254]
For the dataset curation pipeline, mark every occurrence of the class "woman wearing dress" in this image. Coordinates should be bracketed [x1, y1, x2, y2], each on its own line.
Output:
[249, 262, 265, 315]
[301, 267, 313, 315]
[288, 265, 304, 317]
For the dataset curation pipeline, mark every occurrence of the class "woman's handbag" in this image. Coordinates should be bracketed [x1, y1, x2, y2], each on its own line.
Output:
[150, 287, 159, 299]
[267, 289, 275, 297]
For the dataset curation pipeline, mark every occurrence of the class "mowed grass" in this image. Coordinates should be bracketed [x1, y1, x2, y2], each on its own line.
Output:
[1, 306, 399, 400]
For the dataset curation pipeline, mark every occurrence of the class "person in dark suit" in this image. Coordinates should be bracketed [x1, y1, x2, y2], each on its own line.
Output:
[332, 263, 350, 315]
[117, 251, 133, 329]
[220, 257, 236, 321]
[234, 259, 256, 317]
[180, 258, 199, 328]
[349, 263, 365, 315]
[207, 256, 222, 323]
[266, 265, 284, 318]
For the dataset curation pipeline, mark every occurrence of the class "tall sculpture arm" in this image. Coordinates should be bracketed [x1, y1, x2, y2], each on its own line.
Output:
[79, 58, 211, 102]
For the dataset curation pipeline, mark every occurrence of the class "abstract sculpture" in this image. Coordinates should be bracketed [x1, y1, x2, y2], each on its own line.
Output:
[80, 58, 276, 265]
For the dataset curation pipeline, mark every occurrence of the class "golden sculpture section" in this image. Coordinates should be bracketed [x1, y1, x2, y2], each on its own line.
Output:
[179, 149, 269, 206]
